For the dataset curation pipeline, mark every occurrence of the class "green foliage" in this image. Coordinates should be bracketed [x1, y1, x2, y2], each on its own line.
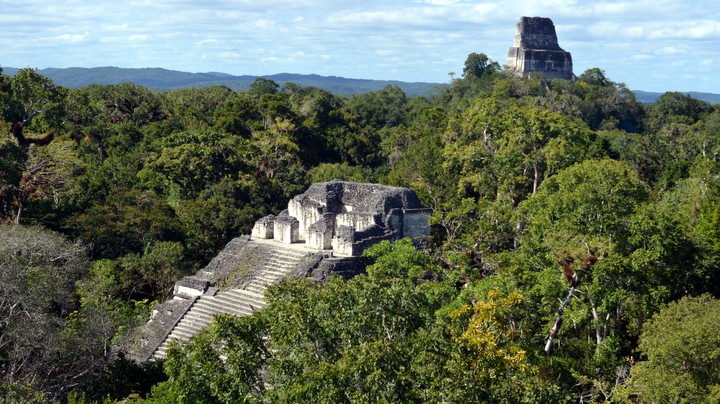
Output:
[149, 314, 268, 403]
[0, 382, 55, 403]
[645, 91, 714, 132]
[629, 294, 720, 403]
[4, 62, 720, 402]
[163, 86, 234, 131]
[117, 241, 187, 301]
[385, 105, 449, 207]
[0, 225, 96, 400]
[462, 52, 500, 80]
[214, 93, 261, 137]
[578, 67, 612, 87]
[520, 158, 648, 253]
[0, 127, 26, 221]
[147, 240, 567, 402]
[307, 162, 378, 183]
[444, 97, 603, 205]
[67, 189, 184, 259]
[1, 67, 67, 131]
[79, 359, 166, 403]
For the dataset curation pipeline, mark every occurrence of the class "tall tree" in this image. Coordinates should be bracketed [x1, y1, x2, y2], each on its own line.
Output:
[628, 294, 720, 403]
[462, 52, 499, 80]
[0, 225, 90, 398]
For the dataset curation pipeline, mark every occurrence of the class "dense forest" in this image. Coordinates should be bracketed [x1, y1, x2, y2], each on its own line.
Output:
[1, 54, 719, 403]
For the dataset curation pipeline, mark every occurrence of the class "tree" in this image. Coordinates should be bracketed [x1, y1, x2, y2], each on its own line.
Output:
[520, 158, 648, 252]
[307, 162, 377, 184]
[118, 241, 187, 301]
[66, 189, 184, 259]
[0, 128, 26, 222]
[628, 294, 720, 403]
[0, 69, 70, 223]
[1, 68, 66, 133]
[64, 83, 166, 160]
[147, 239, 567, 402]
[462, 52, 499, 80]
[252, 117, 300, 180]
[162, 86, 234, 131]
[330, 86, 410, 168]
[578, 67, 612, 87]
[0, 224, 93, 399]
[443, 98, 603, 205]
[283, 85, 343, 165]
[144, 129, 253, 199]
[248, 77, 279, 96]
[214, 93, 262, 138]
[174, 176, 281, 263]
[646, 91, 713, 133]
[385, 105, 450, 208]
[11, 137, 82, 224]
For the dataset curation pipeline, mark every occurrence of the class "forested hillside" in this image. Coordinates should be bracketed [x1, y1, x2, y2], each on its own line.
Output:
[1, 66, 442, 98]
[1, 59, 719, 403]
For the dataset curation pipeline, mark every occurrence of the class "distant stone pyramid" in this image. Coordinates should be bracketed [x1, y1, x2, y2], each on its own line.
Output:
[506, 16, 573, 80]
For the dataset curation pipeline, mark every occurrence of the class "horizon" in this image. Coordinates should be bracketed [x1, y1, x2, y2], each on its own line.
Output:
[4, 65, 720, 98]
[2, 1, 719, 94]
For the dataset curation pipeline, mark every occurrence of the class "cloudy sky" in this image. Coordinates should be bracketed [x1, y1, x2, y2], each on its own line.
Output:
[1, 0, 719, 93]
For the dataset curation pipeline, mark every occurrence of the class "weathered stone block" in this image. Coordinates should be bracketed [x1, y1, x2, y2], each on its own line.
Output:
[307, 213, 335, 250]
[174, 276, 210, 297]
[336, 211, 377, 233]
[251, 214, 275, 239]
[274, 214, 300, 244]
[332, 225, 356, 256]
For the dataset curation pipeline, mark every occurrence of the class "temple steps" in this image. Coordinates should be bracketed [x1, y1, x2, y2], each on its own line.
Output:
[150, 243, 312, 360]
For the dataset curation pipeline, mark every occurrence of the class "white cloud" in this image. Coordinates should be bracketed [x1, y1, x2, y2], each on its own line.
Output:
[254, 20, 277, 30]
[648, 20, 720, 40]
[629, 54, 653, 62]
[2, 0, 719, 92]
[195, 39, 219, 46]
[102, 24, 130, 32]
[422, 0, 463, 5]
[54, 33, 89, 43]
[656, 46, 686, 55]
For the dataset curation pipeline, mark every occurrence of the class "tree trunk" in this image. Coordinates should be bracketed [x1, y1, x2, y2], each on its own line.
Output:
[13, 202, 22, 224]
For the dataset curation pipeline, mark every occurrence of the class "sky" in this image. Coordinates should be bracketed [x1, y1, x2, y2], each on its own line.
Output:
[1, 0, 719, 93]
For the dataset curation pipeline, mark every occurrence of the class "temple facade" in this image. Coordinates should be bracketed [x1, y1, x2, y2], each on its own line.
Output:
[506, 16, 573, 80]
[252, 180, 432, 256]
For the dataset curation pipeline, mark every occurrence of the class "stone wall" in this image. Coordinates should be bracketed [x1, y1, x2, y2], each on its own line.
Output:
[251, 180, 431, 256]
[274, 212, 300, 244]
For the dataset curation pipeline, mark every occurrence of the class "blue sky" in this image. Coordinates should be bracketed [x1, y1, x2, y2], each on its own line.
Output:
[1, 0, 719, 93]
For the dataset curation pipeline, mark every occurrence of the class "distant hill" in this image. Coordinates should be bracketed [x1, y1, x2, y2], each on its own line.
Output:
[4, 66, 719, 103]
[1, 66, 444, 97]
[634, 90, 720, 105]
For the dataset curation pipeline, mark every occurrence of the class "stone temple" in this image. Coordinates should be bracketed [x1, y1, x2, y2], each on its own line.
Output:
[506, 16, 573, 80]
[118, 181, 431, 361]
[252, 180, 431, 256]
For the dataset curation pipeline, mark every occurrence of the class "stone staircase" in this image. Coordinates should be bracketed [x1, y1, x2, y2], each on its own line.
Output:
[150, 244, 313, 360]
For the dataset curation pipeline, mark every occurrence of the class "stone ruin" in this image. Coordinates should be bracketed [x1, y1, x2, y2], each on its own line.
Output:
[117, 181, 432, 361]
[251, 180, 432, 256]
[506, 16, 573, 80]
